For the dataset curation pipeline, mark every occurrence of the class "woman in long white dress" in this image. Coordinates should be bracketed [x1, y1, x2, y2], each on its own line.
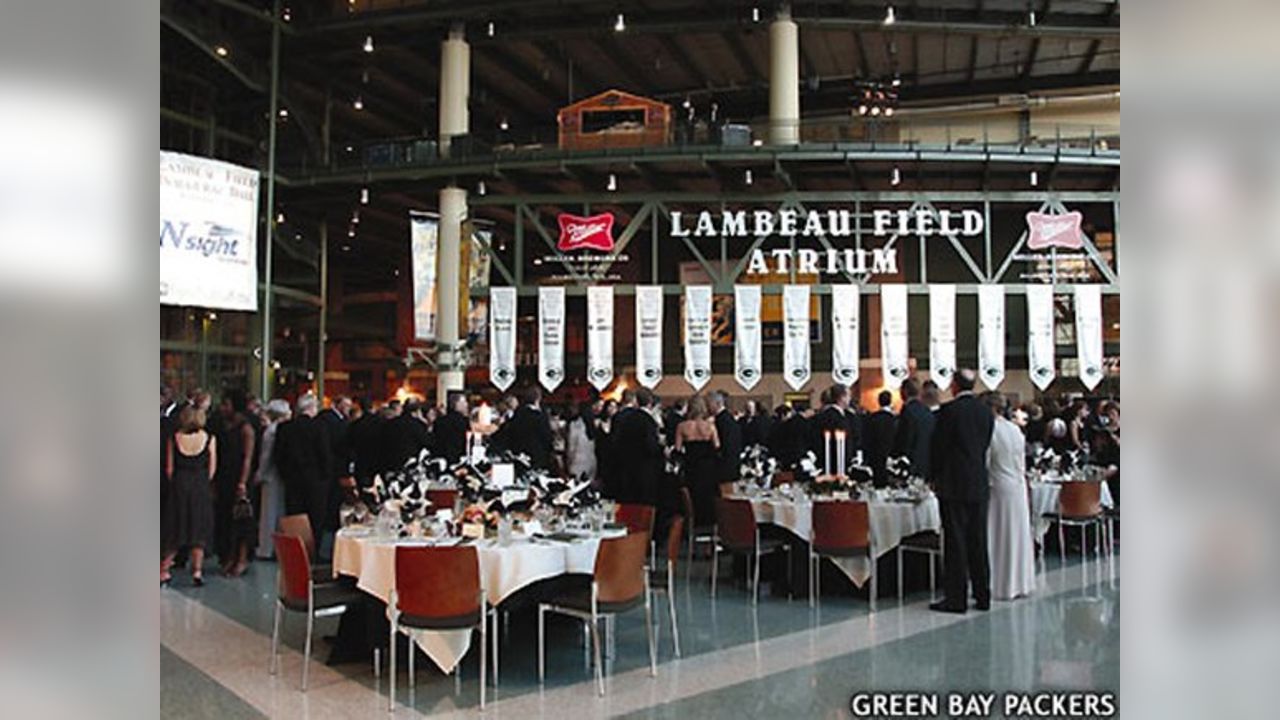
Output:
[984, 392, 1036, 600]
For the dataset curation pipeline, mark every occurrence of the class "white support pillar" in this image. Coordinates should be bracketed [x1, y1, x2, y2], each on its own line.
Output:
[438, 23, 470, 157]
[435, 186, 467, 402]
[769, 4, 800, 145]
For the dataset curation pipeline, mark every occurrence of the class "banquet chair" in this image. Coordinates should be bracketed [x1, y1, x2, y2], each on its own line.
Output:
[1048, 481, 1108, 566]
[279, 513, 332, 578]
[616, 502, 656, 567]
[425, 489, 459, 513]
[809, 500, 875, 612]
[538, 531, 656, 696]
[679, 487, 716, 566]
[269, 533, 365, 692]
[711, 497, 790, 604]
[896, 531, 944, 604]
[649, 516, 685, 657]
[389, 545, 491, 711]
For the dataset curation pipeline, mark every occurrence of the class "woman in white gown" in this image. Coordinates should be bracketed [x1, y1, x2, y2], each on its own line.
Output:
[984, 392, 1036, 600]
[254, 399, 291, 559]
[565, 402, 597, 483]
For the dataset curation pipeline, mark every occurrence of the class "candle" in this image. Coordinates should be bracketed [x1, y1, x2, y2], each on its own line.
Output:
[835, 430, 846, 478]
[823, 430, 832, 476]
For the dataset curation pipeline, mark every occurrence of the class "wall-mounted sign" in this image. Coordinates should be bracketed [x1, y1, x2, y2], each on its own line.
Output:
[557, 212, 616, 252]
[1026, 211, 1084, 250]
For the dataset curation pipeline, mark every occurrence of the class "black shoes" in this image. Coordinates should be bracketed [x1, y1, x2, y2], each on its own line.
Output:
[974, 600, 990, 611]
[192, 575, 205, 587]
[929, 600, 967, 614]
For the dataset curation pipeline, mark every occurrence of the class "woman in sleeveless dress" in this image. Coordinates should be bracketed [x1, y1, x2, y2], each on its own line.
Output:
[984, 392, 1036, 600]
[162, 405, 217, 587]
[675, 395, 721, 527]
[214, 391, 257, 577]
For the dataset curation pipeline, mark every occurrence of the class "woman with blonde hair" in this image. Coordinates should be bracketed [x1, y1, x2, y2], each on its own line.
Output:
[162, 405, 217, 586]
[675, 395, 721, 526]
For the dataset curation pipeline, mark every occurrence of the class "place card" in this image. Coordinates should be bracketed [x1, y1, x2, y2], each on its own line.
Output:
[461, 523, 485, 539]
[491, 463, 515, 488]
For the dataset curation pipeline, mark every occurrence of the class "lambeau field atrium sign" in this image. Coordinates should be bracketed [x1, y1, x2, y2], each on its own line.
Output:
[668, 206, 985, 277]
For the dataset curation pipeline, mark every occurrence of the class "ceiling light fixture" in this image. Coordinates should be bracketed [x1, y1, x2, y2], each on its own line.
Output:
[499, 117, 509, 131]
[607, 173, 618, 191]
[744, 169, 753, 185]
[1030, 170, 1039, 186]
[360, 187, 369, 204]
[1029, 11, 1037, 27]
[348, 226, 356, 238]
[477, 179, 487, 196]
[278, 108, 288, 119]
[884, 106, 895, 117]
[891, 166, 902, 186]
[363, 35, 374, 53]
[614, 13, 626, 32]
[487, 21, 496, 37]
[884, 6, 896, 25]
[353, 95, 364, 110]
[752, 138, 764, 147]
[275, 211, 285, 223]
[892, 75, 902, 88]
[752, 6, 761, 23]
[214, 45, 229, 57]
[351, 209, 360, 224]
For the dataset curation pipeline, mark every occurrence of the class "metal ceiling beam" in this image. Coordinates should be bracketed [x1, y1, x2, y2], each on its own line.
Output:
[658, 34, 710, 88]
[723, 31, 761, 80]
[534, 40, 611, 100]
[477, 45, 564, 112]
[594, 38, 657, 96]
[854, 31, 871, 78]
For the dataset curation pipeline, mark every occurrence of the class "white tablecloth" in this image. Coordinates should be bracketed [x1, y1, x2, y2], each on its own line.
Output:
[332, 527, 624, 673]
[732, 495, 942, 587]
[1028, 482, 1115, 539]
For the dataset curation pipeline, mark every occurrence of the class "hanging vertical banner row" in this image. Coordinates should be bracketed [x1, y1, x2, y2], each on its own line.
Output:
[634, 285, 664, 389]
[734, 285, 763, 390]
[488, 285, 1109, 393]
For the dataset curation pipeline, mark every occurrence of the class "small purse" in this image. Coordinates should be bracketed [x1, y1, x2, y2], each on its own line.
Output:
[232, 496, 254, 521]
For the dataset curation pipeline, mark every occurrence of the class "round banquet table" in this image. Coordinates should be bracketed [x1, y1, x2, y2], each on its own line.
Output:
[332, 526, 625, 673]
[728, 493, 942, 587]
[1028, 481, 1116, 539]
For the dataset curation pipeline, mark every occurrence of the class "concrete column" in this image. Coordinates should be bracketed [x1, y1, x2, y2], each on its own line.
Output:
[435, 186, 467, 402]
[438, 23, 470, 157]
[769, 4, 800, 145]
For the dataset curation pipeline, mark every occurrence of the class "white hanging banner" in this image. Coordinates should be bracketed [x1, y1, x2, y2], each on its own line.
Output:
[1026, 285, 1057, 390]
[684, 285, 713, 390]
[537, 286, 565, 392]
[782, 285, 812, 390]
[1075, 284, 1105, 390]
[488, 287, 517, 391]
[928, 284, 957, 388]
[408, 212, 440, 341]
[880, 285, 910, 390]
[635, 285, 664, 388]
[734, 285, 763, 390]
[978, 284, 1006, 389]
[586, 286, 614, 391]
[830, 284, 860, 386]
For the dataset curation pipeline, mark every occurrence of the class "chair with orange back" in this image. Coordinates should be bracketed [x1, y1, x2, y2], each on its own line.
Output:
[389, 545, 490, 710]
[810, 500, 875, 611]
[1054, 480, 1107, 565]
[616, 503, 655, 535]
[711, 497, 789, 604]
[278, 513, 333, 578]
[649, 515, 684, 657]
[269, 533, 364, 691]
[538, 530, 657, 695]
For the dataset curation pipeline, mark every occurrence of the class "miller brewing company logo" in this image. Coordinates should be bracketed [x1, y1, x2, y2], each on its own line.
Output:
[1026, 211, 1084, 251]
[557, 212, 616, 252]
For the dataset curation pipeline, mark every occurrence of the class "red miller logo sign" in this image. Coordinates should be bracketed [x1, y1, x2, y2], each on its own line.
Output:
[557, 212, 616, 252]
[1026, 211, 1084, 250]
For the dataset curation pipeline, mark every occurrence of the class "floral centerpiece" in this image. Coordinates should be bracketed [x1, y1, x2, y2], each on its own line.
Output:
[738, 444, 778, 488]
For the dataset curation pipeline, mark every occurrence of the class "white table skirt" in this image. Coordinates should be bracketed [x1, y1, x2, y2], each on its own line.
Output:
[733, 495, 942, 588]
[332, 528, 623, 673]
[1028, 482, 1115, 540]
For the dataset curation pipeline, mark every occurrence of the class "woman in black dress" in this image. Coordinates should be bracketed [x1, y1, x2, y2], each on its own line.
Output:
[675, 395, 721, 527]
[214, 391, 257, 577]
[162, 405, 217, 586]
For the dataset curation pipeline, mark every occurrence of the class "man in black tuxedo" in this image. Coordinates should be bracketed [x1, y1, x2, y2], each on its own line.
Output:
[929, 369, 995, 613]
[609, 388, 664, 506]
[767, 404, 806, 468]
[863, 389, 898, 486]
[433, 391, 471, 465]
[383, 400, 433, 470]
[273, 393, 335, 547]
[346, 398, 384, 489]
[810, 384, 861, 472]
[893, 378, 936, 477]
[709, 391, 743, 487]
[492, 387, 554, 470]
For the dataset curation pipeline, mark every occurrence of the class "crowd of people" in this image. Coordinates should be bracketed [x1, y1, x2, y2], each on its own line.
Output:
[159, 377, 1119, 600]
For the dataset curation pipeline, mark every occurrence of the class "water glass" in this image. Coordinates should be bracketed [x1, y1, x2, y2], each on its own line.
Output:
[497, 516, 513, 546]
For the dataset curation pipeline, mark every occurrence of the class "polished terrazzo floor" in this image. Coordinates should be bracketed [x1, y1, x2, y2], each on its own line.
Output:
[160, 545, 1118, 719]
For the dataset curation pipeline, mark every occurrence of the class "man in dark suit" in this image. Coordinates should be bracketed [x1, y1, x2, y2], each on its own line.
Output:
[809, 384, 861, 473]
[863, 389, 898, 486]
[929, 369, 995, 614]
[433, 391, 471, 465]
[740, 400, 774, 449]
[346, 398, 384, 489]
[609, 388, 664, 505]
[893, 378, 936, 477]
[709, 391, 743, 487]
[273, 393, 335, 548]
[383, 400, 433, 470]
[492, 386, 554, 470]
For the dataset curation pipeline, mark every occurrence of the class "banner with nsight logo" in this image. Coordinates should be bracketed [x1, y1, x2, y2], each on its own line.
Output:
[159, 152, 260, 311]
